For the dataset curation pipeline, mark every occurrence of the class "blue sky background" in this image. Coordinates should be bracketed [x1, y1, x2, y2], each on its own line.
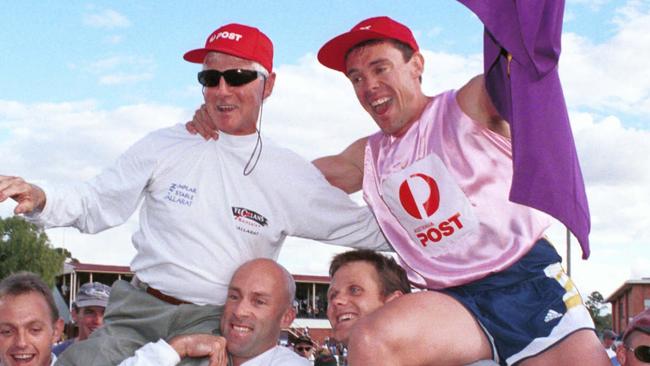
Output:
[1, 1, 649, 301]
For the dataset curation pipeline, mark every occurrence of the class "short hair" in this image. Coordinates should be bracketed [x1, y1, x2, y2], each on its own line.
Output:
[0, 272, 59, 323]
[329, 249, 411, 296]
[345, 38, 416, 66]
[203, 52, 270, 77]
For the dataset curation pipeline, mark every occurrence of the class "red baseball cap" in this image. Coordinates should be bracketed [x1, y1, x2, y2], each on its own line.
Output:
[317, 16, 419, 73]
[184, 23, 274, 72]
[623, 309, 650, 342]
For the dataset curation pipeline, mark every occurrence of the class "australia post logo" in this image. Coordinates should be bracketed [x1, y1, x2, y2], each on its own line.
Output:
[398, 173, 465, 248]
[209, 31, 243, 43]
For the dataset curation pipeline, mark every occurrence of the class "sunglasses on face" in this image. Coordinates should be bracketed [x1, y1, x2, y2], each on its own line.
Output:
[628, 344, 650, 363]
[198, 69, 264, 88]
[295, 346, 312, 352]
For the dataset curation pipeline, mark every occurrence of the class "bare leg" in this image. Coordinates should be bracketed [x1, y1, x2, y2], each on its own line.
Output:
[347, 291, 493, 366]
[519, 329, 609, 366]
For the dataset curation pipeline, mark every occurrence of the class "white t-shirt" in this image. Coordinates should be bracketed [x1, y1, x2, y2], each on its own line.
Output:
[30, 125, 389, 305]
[118, 340, 309, 366]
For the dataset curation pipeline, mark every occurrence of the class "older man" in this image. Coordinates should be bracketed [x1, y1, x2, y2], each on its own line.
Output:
[616, 309, 650, 366]
[0, 272, 64, 366]
[0, 22, 387, 366]
[120, 259, 308, 366]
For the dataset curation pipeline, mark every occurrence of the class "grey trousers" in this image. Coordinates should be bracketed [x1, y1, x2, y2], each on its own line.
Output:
[55, 280, 222, 366]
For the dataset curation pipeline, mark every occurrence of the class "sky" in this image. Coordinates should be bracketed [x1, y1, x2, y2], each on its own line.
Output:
[1, 1, 649, 303]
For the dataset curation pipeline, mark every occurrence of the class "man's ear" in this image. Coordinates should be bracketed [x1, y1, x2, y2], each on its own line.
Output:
[280, 306, 296, 328]
[51, 318, 65, 343]
[262, 72, 276, 100]
[384, 290, 405, 304]
[409, 52, 425, 80]
[615, 344, 627, 365]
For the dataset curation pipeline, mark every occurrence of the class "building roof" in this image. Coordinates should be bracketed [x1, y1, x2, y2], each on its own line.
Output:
[606, 278, 650, 303]
[63, 261, 329, 282]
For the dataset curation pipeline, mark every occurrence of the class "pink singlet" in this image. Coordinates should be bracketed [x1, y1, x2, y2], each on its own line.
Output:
[363, 90, 551, 289]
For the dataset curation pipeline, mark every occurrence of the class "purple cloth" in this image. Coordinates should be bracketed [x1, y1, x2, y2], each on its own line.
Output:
[458, 0, 590, 258]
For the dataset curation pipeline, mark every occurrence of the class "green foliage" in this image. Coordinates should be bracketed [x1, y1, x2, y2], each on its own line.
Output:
[0, 216, 66, 286]
[585, 290, 613, 334]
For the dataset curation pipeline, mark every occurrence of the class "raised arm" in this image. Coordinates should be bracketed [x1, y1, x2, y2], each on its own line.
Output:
[0, 175, 46, 215]
[457, 75, 510, 139]
[312, 137, 367, 194]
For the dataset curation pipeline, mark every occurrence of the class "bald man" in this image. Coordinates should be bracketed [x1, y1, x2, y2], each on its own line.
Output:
[121, 259, 308, 366]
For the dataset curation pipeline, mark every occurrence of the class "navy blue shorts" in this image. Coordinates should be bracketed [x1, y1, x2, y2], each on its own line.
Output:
[443, 239, 594, 365]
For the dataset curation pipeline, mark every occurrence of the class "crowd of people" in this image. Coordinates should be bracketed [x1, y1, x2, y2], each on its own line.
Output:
[0, 2, 636, 366]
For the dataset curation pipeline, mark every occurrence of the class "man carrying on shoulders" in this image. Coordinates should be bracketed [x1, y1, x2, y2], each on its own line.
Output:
[120, 258, 309, 366]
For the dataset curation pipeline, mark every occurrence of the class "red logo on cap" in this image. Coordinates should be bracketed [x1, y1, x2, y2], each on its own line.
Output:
[399, 173, 440, 219]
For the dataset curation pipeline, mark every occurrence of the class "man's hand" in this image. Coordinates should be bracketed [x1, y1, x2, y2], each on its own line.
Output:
[0, 175, 46, 215]
[186, 103, 220, 140]
[169, 334, 227, 366]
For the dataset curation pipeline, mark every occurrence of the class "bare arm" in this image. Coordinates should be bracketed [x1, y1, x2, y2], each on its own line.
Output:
[186, 103, 220, 140]
[457, 75, 511, 139]
[0, 175, 46, 215]
[312, 137, 367, 194]
[169, 334, 227, 366]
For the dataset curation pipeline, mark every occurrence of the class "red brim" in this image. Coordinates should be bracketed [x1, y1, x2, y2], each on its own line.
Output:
[317, 30, 391, 73]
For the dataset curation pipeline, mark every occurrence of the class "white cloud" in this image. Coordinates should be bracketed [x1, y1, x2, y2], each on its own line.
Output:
[1, 0, 649, 299]
[82, 56, 156, 86]
[83, 9, 130, 29]
[561, 1, 650, 115]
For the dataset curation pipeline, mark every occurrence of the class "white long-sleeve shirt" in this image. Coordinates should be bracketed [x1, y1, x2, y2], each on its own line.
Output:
[30, 125, 388, 305]
[117, 340, 309, 366]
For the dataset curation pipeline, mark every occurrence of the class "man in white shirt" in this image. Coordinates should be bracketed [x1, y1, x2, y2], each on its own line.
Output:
[0, 272, 64, 366]
[0, 22, 387, 366]
[120, 258, 308, 366]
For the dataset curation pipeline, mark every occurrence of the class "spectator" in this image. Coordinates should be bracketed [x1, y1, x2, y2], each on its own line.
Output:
[314, 353, 338, 366]
[293, 335, 315, 361]
[602, 329, 621, 366]
[616, 309, 650, 366]
[53, 282, 111, 356]
[0, 272, 64, 366]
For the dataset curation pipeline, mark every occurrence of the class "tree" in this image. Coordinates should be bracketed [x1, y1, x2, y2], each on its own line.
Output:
[0, 216, 66, 286]
[585, 290, 613, 334]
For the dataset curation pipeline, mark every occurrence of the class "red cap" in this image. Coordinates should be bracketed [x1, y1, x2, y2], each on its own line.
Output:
[184, 23, 273, 72]
[317, 16, 419, 73]
[623, 309, 650, 342]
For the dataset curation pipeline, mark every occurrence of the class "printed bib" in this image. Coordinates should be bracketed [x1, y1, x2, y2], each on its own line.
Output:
[380, 154, 479, 255]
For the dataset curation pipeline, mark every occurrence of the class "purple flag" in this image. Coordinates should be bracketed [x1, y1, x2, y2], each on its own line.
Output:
[458, 0, 591, 258]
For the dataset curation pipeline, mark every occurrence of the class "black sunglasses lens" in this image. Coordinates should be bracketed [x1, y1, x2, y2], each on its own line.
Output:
[198, 70, 220, 87]
[198, 69, 259, 87]
[223, 69, 259, 86]
[635, 345, 650, 362]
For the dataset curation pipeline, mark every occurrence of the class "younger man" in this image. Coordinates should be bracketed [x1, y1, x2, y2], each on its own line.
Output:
[0, 272, 64, 366]
[53, 282, 111, 356]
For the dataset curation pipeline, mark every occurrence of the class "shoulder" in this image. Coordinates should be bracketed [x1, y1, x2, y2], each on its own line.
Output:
[271, 347, 311, 365]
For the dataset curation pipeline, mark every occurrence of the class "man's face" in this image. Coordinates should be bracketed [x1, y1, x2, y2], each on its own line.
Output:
[202, 52, 275, 136]
[0, 292, 63, 366]
[76, 306, 105, 341]
[294, 341, 314, 359]
[326, 261, 387, 344]
[618, 332, 650, 366]
[345, 42, 423, 137]
[220, 261, 294, 363]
